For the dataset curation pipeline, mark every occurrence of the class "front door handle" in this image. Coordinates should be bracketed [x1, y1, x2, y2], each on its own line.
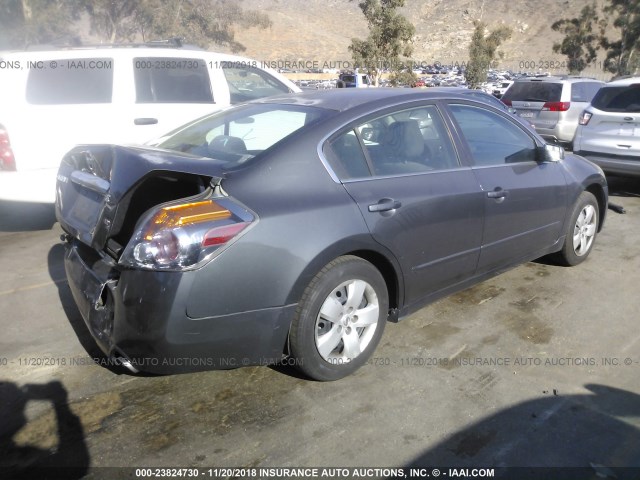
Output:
[134, 118, 159, 125]
[368, 198, 402, 212]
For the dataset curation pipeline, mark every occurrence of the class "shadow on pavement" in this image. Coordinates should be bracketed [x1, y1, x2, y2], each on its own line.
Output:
[0, 380, 89, 479]
[392, 384, 640, 479]
[608, 176, 640, 198]
[0, 201, 56, 232]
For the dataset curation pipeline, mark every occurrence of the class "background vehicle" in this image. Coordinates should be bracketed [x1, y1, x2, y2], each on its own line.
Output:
[573, 76, 640, 177]
[0, 41, 299, 203]
[55, 89, 607, 382]
[492, 80, 513, 98]
[501, 76, 604, 147]
[336, 70, 375, 88]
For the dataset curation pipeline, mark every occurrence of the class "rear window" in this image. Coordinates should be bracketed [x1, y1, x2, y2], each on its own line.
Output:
[134, 57, 213, 103]
[591, 85, 640, 112]
[26, 58, 113, 104]
[502, 81, 562, 103]
[157, 103, 327, 167]
[570, 82, 602, 102]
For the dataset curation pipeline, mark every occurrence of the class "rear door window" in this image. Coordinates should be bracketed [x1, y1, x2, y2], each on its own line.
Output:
[570, 82, 602, 102]
[326, 105, 459, 179]
[26, 58, 113, 104]
[134, 57, 213, 103]
[502, 82, 562, 102]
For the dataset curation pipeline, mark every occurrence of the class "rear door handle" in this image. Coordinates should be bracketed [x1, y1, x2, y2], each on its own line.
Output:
[134, 118, 158, 125]
[487, 189, 508, 199]
[368, 198, 402, 212]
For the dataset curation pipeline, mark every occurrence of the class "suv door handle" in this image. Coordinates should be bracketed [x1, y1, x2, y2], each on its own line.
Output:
[134, 118, 158, 125]
[487, 189, 508, 199]
[368, 198, 402, 212]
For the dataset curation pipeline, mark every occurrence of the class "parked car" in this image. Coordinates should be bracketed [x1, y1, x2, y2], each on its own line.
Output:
[0, 40, 299, 203]
[573, 76, 640, 177]
[56, 89, 607, 381]
[491, 80, 513, 98]
[336, 70, 375, 88]
[501, 76, 604, 147]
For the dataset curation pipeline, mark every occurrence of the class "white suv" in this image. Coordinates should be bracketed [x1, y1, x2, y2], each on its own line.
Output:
[0, 42, 299, 203]
[573, 76, 640, 177]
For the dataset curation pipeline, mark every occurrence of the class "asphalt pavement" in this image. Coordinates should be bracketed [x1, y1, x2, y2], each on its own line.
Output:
[1, 177, 639, 479]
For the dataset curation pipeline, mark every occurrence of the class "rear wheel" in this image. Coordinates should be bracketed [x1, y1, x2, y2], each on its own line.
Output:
[555, 191, 599, 266]
[289, 256, 388, 381]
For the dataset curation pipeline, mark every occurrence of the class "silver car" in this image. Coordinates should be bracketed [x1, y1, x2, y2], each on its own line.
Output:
[501, 76, 604, 147]
[573, 76, 640, 177]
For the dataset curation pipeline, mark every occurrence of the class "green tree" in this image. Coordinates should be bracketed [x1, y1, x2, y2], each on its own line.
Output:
[0, 0, 80, 49]
[465, 21, 512, 89]
[600, 0, 640, 76]
[551, 4, 600, 74]
[348, 0, 416, 86]
[83, 0, 271, 52]
[82, 0, 139, 43]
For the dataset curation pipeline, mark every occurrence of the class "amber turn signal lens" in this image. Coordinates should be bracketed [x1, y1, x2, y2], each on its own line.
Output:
[144, 200, 231, 240]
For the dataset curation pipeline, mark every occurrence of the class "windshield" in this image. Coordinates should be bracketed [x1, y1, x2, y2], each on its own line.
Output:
[157, 103, 328, 167]
[591, 85, 640, 112]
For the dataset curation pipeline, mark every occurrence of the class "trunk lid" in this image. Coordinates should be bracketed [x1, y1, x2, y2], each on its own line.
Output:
[55, 145, 226, 252]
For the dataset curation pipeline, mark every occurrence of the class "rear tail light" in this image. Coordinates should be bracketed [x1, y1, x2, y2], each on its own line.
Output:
[119, 198, 254, 271]
[501, 99, 512, 106]
[542, 102, 570, 112]
[0, 125, 16, 171]
[579, 111, 593, 126]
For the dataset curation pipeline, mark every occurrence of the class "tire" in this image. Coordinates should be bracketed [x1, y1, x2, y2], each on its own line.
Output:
[336, 80, 346, 88]
[289, 256, 388, 381]
[555, 191, 599, 266]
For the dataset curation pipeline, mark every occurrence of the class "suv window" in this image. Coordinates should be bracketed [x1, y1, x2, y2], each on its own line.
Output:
[571, 82, 602, 102]
[449, 104, 536, 165]
[134, 57, 213, 103]
[222, 65, 290, 103]
[502, 82, 562, 102]
[591, 84, 640, 112]
[26, 58, 113, 104]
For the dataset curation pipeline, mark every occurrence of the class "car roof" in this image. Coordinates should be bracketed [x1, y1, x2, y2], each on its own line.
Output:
[513, 76, 603, 83]
[0, 47, 256, 63]
[605, 76, 640, 86]
[253, 88, 491, 112]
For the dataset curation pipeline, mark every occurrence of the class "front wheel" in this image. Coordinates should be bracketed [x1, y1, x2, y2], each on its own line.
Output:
[289, 256, 388, 381]
[555, 191, 599, 266]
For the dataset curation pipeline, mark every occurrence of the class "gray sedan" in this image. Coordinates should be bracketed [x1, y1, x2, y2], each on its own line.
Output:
[55, 89, 608, 381]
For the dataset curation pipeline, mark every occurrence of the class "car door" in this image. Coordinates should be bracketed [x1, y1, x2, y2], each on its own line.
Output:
[445, 103, 568, 274]
[126, 54, 221, 143]
[324, 104, 485, 305]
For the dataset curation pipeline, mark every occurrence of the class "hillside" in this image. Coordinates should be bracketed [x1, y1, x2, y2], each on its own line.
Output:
[229, 0, 611, 78]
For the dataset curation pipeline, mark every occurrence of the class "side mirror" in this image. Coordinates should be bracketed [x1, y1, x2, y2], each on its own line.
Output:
[540, 144, 564, 162]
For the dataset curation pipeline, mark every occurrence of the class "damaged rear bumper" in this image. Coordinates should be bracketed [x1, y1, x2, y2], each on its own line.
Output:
[64, 240, 294, 374]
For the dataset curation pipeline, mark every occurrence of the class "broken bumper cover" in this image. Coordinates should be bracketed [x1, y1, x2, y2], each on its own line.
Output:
[64, 240, 294, 374]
